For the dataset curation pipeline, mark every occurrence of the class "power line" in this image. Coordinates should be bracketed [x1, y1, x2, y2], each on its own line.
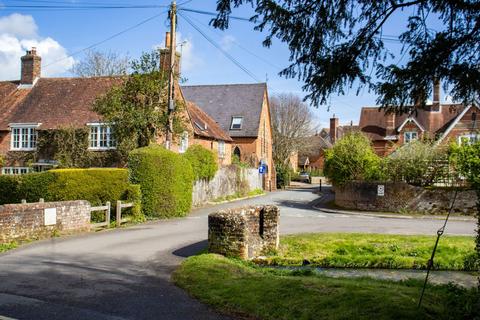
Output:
[179, 8, 251, 22]
[178, 11, 261, 82]
[1, 4, 167, 9]
[44, 10, 168, 69]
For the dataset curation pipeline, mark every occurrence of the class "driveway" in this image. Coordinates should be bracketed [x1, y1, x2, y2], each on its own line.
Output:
[0, 187, 475, 319]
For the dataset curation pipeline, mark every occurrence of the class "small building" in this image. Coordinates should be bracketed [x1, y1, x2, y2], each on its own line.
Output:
[359, 82, 479, 156]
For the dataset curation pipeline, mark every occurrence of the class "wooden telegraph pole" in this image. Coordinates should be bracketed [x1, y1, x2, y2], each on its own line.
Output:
[166, 0, 176, 149]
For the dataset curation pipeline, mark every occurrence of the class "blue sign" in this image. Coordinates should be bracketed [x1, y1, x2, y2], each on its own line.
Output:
[258, 165, 266, 174]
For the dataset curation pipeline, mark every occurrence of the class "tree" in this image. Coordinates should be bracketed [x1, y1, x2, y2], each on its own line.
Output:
[324, 132, 383, 186]
[71, 50, 129, 77]
[270, 93, 316, 167]
[93, 50, 186, 158]
[213, 1, 480, 113]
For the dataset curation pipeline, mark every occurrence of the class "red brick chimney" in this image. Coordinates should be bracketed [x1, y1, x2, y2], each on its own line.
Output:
[385, 112, 396, 136]
[330, 115, 339, 144]
[159, 32, 181, 76]
[433, 78, 440, 104]
[21, 47, 41, 85]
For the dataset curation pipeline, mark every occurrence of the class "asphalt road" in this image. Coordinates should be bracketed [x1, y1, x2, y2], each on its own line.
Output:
[0, 187, 475, 320]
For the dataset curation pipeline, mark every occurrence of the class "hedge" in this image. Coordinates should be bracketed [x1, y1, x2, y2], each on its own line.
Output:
[0, 168, 142, 221]
[183, 144, 218, 181]
[128, 144, 194, 218]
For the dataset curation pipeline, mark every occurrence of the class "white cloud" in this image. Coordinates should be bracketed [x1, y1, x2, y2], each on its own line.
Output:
[0, 13, 74, 81]
[220, 35, 235, 51]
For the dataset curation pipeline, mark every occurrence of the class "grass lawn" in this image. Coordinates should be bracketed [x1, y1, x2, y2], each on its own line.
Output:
[263, 233, 476, 271]
[0, 242, 17, 253]
[174, 254, 479, 320]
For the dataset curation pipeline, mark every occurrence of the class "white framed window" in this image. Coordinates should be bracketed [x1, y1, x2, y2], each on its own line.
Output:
[218, 140, 225, 158]
[10, 124, 38, 151]
[88, 123, 116, 150]
[458, 133, 480, 145]
[230, 117, 243, 130]
[404, 131, 418, 143]
[179, 131, 189, 153]
[1, 167, 32, 175]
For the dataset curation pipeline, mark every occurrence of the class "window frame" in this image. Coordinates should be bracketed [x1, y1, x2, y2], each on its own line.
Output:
[458, 133, 480, 145]
[230, 116, 243, 130]
[9, 123, 39, 151]
[1, 167, 32, 175]
[87, 123, 116, 150]
[218, 140, 225, 158]
[404, 131, 418, 144]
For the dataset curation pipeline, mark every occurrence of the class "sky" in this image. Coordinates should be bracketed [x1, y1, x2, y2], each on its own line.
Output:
[0, 0, 442, 129]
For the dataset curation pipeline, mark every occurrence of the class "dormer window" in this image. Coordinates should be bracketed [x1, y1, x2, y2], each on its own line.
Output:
[230, 117, 243, 130]
[88, 123, 116, 150]
[404, 131, 418, 143]
[10, 123, 39, 151]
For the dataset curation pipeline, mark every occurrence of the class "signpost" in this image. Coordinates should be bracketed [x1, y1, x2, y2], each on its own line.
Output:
[377, 185, 385, 197]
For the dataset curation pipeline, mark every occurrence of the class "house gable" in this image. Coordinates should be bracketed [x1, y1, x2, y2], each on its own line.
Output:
[437, 103, 480, 144]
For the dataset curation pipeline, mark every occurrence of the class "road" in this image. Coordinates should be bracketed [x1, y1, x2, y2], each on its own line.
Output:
[0, 187, 475, 319]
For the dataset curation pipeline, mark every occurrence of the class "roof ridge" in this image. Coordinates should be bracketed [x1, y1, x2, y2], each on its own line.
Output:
[182, 82, 266, 88]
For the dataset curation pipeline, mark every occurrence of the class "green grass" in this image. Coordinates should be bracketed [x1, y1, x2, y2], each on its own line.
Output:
[0, 242, 17, 253]
[174, 254, 479, 320]
[262, 233, 476, 271]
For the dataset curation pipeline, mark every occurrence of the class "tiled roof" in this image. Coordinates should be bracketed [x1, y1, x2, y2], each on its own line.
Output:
[182, 83, 267, 138]
[187, 102, 233, 142]
[359, 104, 465, 141]
[0, 76, 230, 142]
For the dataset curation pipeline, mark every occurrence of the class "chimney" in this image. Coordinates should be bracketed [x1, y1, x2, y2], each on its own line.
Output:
[433, 78, 440, 104]
[159, 32, 181, 76]
[385, 112, 396, 135]
[330, 115, 339, 144]
[21, 47, 41, 85]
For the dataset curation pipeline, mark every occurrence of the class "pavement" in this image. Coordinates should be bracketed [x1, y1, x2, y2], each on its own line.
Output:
[0, 187, 477, 319]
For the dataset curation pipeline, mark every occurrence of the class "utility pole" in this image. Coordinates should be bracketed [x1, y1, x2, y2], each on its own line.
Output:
[165, 0, 176, 150]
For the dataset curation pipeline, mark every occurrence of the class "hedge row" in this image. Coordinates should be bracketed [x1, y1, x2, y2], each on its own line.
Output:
[184, 144, 218, 181]
[0, 168, 142, 221]
[129, 144, 194, 218]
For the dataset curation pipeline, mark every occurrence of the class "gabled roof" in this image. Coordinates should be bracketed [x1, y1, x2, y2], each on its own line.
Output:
[182, 83, 267, 138]
[436, 102, 480, 144]
[397, 117, 425, 132]
[186, 102, 233, 142]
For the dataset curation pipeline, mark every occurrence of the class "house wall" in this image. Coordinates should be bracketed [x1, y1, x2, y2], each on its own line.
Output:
[193, 138, 232, 166]
[442, 106, 479, 144]
[0, 131, 9, 156]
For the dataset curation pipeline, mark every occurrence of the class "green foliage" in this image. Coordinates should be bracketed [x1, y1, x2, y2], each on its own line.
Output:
[0, 169, 142, 221]
[0, 242, 17, 253]
[93, 50, 186, 153]
[231, 154, 250, 169]
[265, 233, 475, 271]
[128, 144, 194, 218]
[213, 1, 480, 110]
[276, 164, 292, 189]
[174, 254, 478, 320]
[35, 127, 122, 167]
[386, 140, 449, 187]
[324, 132, 383, 186]
[184, 144, 218, 181]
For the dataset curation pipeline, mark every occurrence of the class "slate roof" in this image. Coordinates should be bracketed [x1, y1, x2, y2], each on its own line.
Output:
[182, 83, 267, 138]
[0, 77, 231, 142]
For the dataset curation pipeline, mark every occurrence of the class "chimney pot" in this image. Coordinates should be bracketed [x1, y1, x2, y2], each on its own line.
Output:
[330, 116, 339, 144]
[20, 47, 41, 85]
[433, 78, 440, 103]
[165, 32, 171, 49]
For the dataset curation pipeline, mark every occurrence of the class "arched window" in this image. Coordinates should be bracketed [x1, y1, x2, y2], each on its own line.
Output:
[233, 146, 241, 159]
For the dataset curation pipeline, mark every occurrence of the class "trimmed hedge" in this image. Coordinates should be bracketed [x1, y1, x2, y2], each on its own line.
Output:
[0, 168, 142, 221]
[184, 144, 218, 181]
[129, 144, 194, 218]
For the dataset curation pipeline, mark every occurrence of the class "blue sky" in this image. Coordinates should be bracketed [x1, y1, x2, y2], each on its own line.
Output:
[0, 1, 439, 129]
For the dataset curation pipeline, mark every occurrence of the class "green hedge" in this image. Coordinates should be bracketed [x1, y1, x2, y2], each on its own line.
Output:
[0, 168, 142, 221]
[128, 144, 194, 218]
[184, 144, 218, 181]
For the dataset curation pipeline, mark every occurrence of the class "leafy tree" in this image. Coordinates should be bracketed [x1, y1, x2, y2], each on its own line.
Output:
[386, 140, 448, 186]
[71, 49, 129, 77]
[213, 1, 480, 112]
[324, 132, 383, 186]
[93, 50, 186, 157]
[270, 93, 316, 167]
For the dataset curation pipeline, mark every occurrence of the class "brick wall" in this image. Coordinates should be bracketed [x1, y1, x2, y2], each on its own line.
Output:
[0, 200, 91, 243]
[208, 205, 279, 259]
[335, 181, 477, 215]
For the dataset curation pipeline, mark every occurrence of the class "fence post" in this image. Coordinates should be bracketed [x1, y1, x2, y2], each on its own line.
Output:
[116, 200, 121, 227]
[105, 201, 111, 227]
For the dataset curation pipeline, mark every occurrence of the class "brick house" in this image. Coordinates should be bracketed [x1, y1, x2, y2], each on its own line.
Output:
[359, 82, 479, 156]
[182, 83, 276, 190]
[0, 46, 233, 174]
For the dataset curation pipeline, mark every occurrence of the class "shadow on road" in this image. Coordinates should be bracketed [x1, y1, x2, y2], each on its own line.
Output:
[172, 240, 208, 258]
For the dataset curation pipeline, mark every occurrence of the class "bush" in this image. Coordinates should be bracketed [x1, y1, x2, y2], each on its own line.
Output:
[128, 144, 194, 218]
[184, 144, 218, 181]
[324, 132, 383, 186]
[386, 140, 448, 186]
[0, 168, 142, 221]
[276, 164, 291, 189]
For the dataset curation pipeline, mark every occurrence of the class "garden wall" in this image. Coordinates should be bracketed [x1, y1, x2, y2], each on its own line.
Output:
[0, 200, 91, 243]
[335, 181, 477, 215]
[192, 166, 262, 207]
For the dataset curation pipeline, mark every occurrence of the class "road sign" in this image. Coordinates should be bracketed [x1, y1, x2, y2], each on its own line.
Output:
[259, 165, 266, 174]
[377, 185, 385, 197]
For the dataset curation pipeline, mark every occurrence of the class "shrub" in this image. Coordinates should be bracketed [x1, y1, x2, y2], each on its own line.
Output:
[324, 132, 383, 186]
[386, 140, 448, 186]
[0, 168, 142, 221]
[276, 164, 291, 189]
[128, 144, 194, 218]
[184, 144, 218, 181]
